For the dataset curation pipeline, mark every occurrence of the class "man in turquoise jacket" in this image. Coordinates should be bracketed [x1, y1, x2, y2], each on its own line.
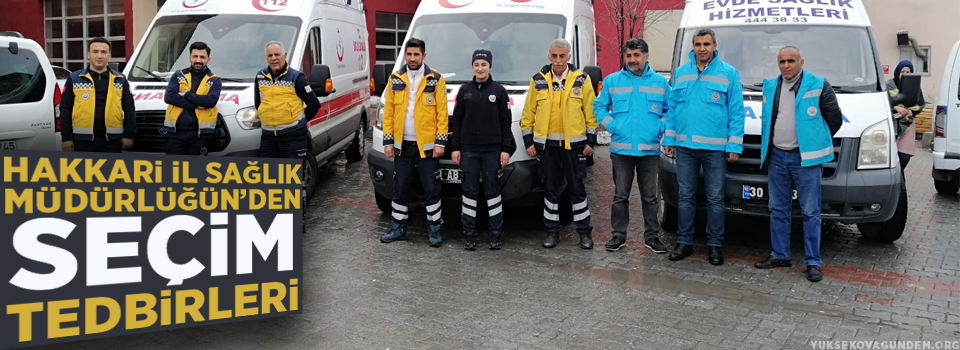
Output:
[754, 46, 843, 283]
[594, 38, 671, 253]
[662, 29, 744, 266]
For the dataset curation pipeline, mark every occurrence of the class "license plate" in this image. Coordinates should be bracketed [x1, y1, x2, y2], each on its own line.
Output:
[439, 168, 462, 184]
[0, 140, 16, 150]
[742, 184, 797, 200]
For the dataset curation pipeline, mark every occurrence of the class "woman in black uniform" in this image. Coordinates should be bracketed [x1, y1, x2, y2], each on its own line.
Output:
[450, 49, 515, 251]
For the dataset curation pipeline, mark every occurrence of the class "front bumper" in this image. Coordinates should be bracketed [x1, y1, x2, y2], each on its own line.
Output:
[658, 145, 902, 224]
[367, 149, 543, 207]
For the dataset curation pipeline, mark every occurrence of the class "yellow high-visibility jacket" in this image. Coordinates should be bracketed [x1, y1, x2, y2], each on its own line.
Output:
[382, 64, 449, 158]
[521, 64, 598, 150]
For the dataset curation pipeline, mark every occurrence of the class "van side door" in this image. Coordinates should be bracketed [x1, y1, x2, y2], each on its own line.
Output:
[300, 23, 331, 157]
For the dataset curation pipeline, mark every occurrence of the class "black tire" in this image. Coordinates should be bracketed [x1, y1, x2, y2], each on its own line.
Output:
[303, 150, 319, 202]
[374, 189, 391, 213]
[934, 178, 960, 194]
[345, 118, 366, 162]
[857, 177, 907, 243]
[659, 199, 679, 233]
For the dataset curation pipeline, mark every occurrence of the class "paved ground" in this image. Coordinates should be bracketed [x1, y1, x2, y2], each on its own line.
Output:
[35, 143, 959, 350]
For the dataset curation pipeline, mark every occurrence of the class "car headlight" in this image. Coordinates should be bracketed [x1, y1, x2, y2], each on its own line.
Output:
[375, 105, 384, 130]
[857, 119, 892, 170]
[235, 106, 261, 130]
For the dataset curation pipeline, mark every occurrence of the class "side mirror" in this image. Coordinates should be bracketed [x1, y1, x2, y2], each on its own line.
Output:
[582, 65, 603, 96]
[372, 64, 390, 96]
[890, 73, 921, 107]
[309, 64, 335, 97]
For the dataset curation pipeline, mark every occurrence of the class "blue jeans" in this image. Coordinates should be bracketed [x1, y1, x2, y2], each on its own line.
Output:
[460, 151, 504, 232]
[768, 148, 822, 266]
[675, 147, 726, 247]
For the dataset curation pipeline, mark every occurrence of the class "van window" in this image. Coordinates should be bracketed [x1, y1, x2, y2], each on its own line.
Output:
[676, 26, 880, 92]
[0, 48, 47, 105]
[129, 14, 302, 82]
[301, 27, 322, 79]
[406, 13, 566, 85]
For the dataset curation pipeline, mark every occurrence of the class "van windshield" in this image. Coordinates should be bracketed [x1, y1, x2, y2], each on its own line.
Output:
[406, 13, 566, 85]
[677, 26, 880, 92]
[129, 15, 301, 82]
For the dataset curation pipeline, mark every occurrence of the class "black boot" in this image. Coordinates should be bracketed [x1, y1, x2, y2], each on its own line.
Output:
[708, 246, 724, 266]
[543, 232, 560, 248]
[668, 243, 693, 261]
[489, 230, 503, 250]
[464, 231, 477, 251]
[605, 233, 627, 251]
[579, 233, 594, 249]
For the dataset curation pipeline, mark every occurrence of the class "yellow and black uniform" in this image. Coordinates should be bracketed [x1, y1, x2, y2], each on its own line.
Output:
[59, 66, 136, 153]
[520, 63, 598, 248]
[253, 63, 321, 158]
[162, 67, 222, 155]
[379, 63, 449, 247]
[381, 64, 449, 157]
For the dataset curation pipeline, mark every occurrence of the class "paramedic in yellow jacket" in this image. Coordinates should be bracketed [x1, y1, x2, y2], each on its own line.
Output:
[380, 38, 449, 248]
[521, 38, 599, 250]
[60, 37, 136, 153]
[162, 42, 222, 155]
[254, 41, 321, 159]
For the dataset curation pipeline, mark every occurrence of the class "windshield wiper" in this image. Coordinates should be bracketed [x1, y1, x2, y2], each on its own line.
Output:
[446, 80, 471, 85]
[219, 77, 246, 83]
[498, 81, 522, 86]
[133, 65, 165, 81]
[742, 83, 763, 92]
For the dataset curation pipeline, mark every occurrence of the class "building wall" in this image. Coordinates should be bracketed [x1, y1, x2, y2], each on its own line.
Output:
[363, 0, 420, 70]
[1, 0, 46, 46]
[593, 0, 685, 74]
[866, 0, 959, 104]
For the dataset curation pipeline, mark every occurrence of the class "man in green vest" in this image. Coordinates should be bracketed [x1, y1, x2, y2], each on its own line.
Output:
[60, 37, 136, 153]
[162, 41, 222, 155]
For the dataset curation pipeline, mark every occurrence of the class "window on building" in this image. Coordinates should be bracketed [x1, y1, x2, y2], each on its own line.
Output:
[45, 0, 126, 72]
[375, 12, 413, 65]
[899, 46, 931, 75]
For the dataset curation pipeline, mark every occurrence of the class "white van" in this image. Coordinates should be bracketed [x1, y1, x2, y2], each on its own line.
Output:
[660, 0, 908, 242]
[932, 39, 960, 194]
[367, 0, 602, 214]
[124, 0, 376, 198]
[0, 32, 60, 151]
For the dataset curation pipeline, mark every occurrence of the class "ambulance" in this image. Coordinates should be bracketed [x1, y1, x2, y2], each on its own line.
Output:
[367, 0, 602, 215]
[660, 0, 907, 241]
[124, 0, 376, 199]
[932, 39, 960, 194]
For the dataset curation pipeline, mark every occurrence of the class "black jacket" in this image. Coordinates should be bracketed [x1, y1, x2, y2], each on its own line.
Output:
[766, 73, 843, 158]
[450, 76, 515, 154]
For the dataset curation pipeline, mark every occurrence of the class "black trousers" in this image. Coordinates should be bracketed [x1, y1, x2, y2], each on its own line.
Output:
[538, 145, 592, 235]
[74, 138, 122, 153]
[391, 141, 442, 227]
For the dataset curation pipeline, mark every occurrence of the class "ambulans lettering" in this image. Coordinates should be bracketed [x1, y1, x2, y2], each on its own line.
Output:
[743, 106, 850, 123]
[134, 92, 240, 105]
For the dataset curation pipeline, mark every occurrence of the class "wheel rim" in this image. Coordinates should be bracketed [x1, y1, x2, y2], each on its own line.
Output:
[357, 123, 366, 151]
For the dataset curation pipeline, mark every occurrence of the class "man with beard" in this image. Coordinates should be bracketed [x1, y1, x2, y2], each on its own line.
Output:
[162, 42, 222, 155]
[520, 38, 599, 249]
[380, 38, 449, 247]
[594, 38, 671, 253]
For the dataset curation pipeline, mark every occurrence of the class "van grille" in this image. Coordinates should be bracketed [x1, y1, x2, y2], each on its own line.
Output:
[129, 111, 231, 153]
[727, 134, 841, 178]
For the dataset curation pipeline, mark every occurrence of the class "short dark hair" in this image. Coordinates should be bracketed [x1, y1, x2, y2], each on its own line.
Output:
[88, 37, 111, 51]
[189, 41, 211, 55]
[623, 38, 649, 54]
[404, 38, 426, 54]
[694, 29, 716, 44]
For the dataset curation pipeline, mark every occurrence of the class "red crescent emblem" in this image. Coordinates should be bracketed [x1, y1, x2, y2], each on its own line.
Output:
[183, 0, 209, 8]
[252, 0, 282, 12]
[439, 0, 472, 8]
